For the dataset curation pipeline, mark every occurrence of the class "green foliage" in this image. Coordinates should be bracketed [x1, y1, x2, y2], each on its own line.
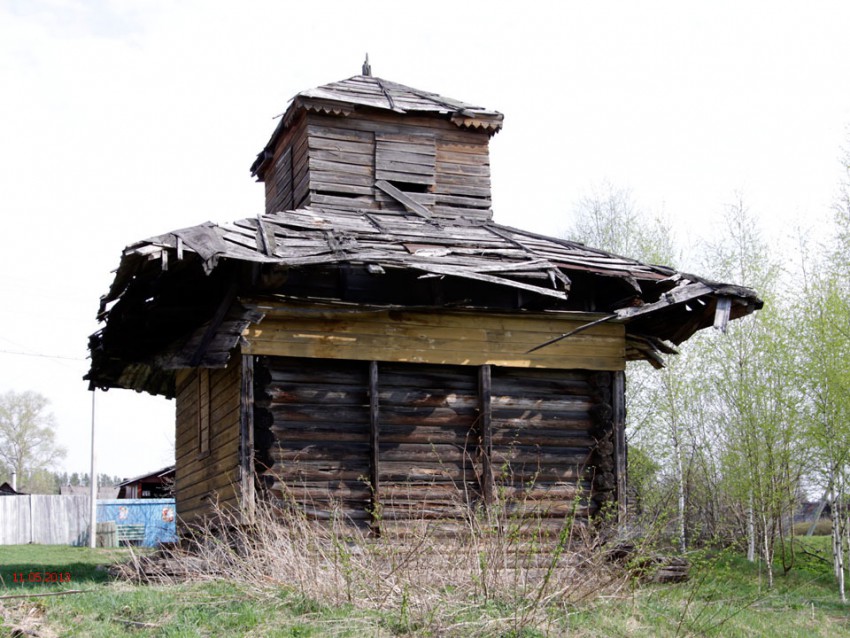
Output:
[567, 180, 678, 266]
[4, 544, 850, 637]
[0, 390, 66, 493]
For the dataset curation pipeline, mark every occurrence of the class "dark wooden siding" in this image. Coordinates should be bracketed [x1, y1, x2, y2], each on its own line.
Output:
[254, 356, 619, 533]
[258, 358, 372, 524]
[376, 363, 479, 531]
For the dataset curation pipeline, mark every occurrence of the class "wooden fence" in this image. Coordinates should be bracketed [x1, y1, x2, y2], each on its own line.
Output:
[0, 495, 91, 546]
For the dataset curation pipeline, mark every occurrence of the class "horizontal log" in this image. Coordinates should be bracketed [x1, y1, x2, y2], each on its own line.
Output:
[379, 461, 476, 482]
[267, 384, 368, 405]
[271, 425, 369, 442]
[491, 447, 592, 466]
[377, 405, 477, 426]
[268, 404, 370, 424]
[271, 442, 371, 463]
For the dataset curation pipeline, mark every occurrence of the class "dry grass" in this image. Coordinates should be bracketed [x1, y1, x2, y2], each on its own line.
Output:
[113, 490, 634, 635]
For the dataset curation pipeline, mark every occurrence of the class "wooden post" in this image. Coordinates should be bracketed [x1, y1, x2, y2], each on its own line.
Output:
[240, 355, 256, 524]
[479, 364, 494, 504]
[369, 361, 381, 533]
[612, 371, 627, 527]
[88, 391, 97, 548]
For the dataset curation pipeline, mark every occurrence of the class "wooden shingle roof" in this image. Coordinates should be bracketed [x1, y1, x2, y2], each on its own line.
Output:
[87, 207, 761, 396]
[297, 75, 503, 129]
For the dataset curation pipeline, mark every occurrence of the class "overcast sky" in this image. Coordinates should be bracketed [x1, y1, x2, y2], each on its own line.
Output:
[1, 0, 849, 479]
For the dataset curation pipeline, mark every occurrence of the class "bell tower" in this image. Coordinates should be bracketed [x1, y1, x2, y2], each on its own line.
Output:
[250, 70, 503, 221]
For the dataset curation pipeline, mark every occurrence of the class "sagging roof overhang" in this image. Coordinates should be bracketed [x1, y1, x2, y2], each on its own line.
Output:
[85, 208, 762, 397]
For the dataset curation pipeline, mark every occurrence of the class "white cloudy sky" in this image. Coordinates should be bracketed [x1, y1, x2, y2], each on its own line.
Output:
[1, 0, 849, 479]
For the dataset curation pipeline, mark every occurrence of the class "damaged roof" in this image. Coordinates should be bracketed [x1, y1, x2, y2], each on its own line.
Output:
[86, 207, 762, 397]
[251, 74, 503, 179]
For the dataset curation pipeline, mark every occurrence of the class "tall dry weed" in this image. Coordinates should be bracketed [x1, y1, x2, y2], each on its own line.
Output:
[115, 486, 633, 635]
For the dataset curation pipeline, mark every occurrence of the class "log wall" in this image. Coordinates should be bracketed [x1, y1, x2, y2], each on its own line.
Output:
[253, 356, 620, 535]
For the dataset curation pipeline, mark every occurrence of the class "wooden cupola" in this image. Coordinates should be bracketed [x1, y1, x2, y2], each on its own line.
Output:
[250, 72, 503, 221]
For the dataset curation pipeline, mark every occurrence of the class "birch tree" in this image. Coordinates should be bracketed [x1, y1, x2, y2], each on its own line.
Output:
[702, 197, 806, 586]
[0, 390, 66, 492]
[798, 150, 850, 601]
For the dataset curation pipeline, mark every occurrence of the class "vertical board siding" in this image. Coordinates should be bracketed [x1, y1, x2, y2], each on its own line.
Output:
[0, 496, 90, 545]
[253, 356, 619, 533]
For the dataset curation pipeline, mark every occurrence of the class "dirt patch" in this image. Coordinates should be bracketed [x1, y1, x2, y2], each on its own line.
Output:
[0, 601, 59, 638]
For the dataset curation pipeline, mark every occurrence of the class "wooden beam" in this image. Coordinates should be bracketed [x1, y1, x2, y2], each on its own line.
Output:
[189, 280, 238, 367]
[239, 355, 256, 524]
[479, 364, 494, 504]
[615, 282, 714, 320]
[375, 179, 433, 218]
[713, 296, 732, 333]
[369, 360, 381, 534]
[612, 371, 627, 528]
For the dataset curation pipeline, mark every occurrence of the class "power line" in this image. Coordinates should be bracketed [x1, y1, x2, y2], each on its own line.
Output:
[0, 348, 85, 362]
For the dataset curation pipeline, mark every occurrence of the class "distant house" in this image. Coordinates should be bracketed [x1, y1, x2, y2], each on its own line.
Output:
[117, 466, 175, 499]
[86, 70, 762, 534]
[0, 482, 23, 496]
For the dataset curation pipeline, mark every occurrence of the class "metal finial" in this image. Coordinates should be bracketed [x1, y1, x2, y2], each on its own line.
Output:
[362, 53, 371, 77]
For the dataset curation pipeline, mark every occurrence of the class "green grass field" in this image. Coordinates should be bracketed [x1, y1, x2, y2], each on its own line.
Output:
[1, 539, 849, 637]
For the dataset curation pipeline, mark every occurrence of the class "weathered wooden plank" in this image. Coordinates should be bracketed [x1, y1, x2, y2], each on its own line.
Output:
[307, 136, 373, 154]
[369, 360, 380, 529]
[612, 370, 627, 526]
[435, 161, 491, 177]
[271, 442, 371, 462]
[308, 111, 487, 144]
[311, 180, 374, 195]
[479, 364, 494, 504]
[374, 180, 432, 218]
[433, 193, 491, 208]
[378, 461, 475, 481]
[492, 417, 595, 432]
[311, 170, 375, 187]
[240, 355, 255, 523]
[370, 406, 477, 427]
[309, 193, 378, 209]
[308, 158, 374, 176]
[375, 171, 435, 187]
[267, 384, 368, 405]
[434, 181, 491, 197]
[435, 149, 491, 165]
[430, 208, 492, 220]
[306, 124, 373, 142]
[244, 340, 624, 371]
[308, 147, 374, 166]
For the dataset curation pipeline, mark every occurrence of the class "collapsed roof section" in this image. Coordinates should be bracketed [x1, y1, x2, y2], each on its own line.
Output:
[86, 207, 762, 397]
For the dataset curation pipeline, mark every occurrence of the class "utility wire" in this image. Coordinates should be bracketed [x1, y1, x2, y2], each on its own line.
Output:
[0, 348, 85, 362]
